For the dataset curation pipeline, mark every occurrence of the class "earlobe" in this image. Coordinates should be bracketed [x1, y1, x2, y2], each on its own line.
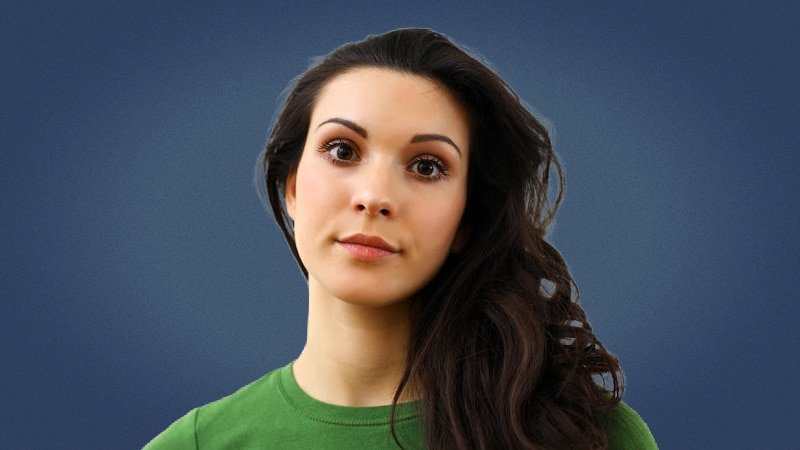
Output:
[284, 171, 297, 220]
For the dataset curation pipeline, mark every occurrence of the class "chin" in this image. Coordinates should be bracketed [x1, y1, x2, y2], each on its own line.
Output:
[319, 277, 414, 308]
[333, 288, 412, 309]
[307, 269, 428, 309]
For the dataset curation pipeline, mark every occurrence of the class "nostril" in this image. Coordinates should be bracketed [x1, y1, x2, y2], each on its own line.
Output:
[355, 201, 392, 217]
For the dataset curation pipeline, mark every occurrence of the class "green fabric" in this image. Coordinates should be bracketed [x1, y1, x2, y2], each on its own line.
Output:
[144, 362, 656, 449]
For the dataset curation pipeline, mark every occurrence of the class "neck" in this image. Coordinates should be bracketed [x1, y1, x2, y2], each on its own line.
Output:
[292, 276, 419, 407]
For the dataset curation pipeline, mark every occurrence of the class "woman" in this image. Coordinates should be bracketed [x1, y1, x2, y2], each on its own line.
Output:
[146, 28, 657, 449]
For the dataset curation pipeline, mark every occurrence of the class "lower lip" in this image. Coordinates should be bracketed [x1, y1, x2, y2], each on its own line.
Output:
[338, 242, 397, 261]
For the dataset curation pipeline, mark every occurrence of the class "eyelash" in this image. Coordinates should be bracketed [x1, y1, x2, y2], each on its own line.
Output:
[318, 139, 450, 182]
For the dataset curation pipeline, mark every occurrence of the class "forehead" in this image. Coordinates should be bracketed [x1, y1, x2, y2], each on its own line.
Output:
[309, 67, 470, 147]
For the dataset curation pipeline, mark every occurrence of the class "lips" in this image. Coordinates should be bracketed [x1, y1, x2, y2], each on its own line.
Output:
[337, 234, 400, 261]
[337, 233, 399, 253]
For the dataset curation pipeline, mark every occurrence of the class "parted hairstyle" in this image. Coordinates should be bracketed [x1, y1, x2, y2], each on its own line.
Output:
[259, 28, 622, 449]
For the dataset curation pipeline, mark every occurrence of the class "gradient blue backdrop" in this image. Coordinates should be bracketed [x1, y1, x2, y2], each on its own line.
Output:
[3, 1, 798, 448]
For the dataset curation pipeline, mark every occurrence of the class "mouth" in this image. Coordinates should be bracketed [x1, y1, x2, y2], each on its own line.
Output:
[337, 233, 399, 261]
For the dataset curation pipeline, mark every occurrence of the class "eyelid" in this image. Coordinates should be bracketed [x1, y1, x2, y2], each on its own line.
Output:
[320, 137, 356, 148]
[319, 137, 358, 153]
[413, 154, 447, 168]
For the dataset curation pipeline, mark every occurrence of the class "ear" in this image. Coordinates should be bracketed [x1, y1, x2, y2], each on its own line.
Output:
[284, 171, 297, 221]
[451, 224, 470, 254]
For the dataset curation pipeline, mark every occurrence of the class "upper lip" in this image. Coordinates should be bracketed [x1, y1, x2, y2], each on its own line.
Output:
[338, 233, 399, 252]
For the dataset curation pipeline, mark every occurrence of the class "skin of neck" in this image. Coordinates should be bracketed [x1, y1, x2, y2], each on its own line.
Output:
[292, 275, 420, 407]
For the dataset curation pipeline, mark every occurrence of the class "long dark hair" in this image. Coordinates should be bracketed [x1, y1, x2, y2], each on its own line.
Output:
[259, 28, 622, 449]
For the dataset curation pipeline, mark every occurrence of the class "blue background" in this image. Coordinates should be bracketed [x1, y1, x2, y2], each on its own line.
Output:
[2, 1, 798, 448]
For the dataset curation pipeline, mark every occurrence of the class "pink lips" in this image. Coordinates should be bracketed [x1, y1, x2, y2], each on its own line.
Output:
[337, 233, 399, 261]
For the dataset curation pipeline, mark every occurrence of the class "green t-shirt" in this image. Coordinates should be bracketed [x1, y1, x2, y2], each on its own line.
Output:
[144, 362, 657, 449]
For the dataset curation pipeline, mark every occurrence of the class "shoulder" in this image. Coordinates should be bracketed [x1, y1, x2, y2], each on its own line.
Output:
[143, 365, 286, 449]
[601, 401, 658, 450]
[142, 407, 197, 450]
[195, 365, 285, 429]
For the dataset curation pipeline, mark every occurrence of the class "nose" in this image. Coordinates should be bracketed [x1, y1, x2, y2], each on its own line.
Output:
[351, 160, 399, 219]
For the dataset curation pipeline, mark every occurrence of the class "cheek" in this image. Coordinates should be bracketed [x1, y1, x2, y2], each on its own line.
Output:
[420, 191, 466, 244]
[292, 161, 348, 248]
[292, 170, 326, 262]
[294, 163, 331, 215]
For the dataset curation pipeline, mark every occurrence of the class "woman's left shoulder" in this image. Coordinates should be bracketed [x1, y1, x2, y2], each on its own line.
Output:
[600, 401, 658, 450]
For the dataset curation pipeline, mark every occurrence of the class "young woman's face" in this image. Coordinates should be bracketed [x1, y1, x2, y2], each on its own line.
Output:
[285, 67, 470, 307]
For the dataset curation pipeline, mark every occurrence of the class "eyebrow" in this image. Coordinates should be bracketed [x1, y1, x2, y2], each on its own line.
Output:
[410, 134, 462, 157]
[317, 118, 368, 139]
[316, 117, 462, 157]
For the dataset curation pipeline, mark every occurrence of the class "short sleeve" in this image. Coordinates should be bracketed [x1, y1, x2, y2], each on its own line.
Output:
[603, 402, 658, 450]
[142, 408, 198, 450]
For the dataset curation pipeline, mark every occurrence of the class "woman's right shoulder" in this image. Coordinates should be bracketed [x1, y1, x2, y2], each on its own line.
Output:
[142, 365, 287, 450]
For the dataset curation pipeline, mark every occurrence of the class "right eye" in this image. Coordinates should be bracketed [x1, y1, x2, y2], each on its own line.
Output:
[320, 139, 359, 164]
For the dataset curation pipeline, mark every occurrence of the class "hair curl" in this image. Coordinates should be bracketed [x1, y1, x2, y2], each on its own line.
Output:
[259, 28, 622, 449]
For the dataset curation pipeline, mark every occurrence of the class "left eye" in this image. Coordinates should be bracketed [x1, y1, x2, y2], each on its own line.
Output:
[410, 158, 446, 179]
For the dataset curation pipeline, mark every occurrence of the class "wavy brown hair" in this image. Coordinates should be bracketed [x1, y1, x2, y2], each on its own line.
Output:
[259, 28, 622, 449]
